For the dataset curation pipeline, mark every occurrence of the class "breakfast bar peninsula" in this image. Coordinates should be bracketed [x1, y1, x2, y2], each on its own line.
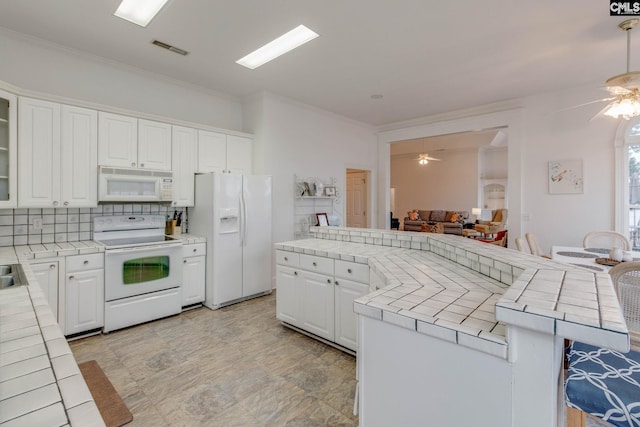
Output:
[274, 226, 629, 427]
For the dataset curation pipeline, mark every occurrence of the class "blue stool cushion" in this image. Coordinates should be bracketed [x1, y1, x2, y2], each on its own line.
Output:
[565, 341, 640, 427]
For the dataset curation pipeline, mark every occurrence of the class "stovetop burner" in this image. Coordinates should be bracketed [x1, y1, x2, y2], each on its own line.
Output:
[93, 215, 182, 249]
[96, 235, 180, 249]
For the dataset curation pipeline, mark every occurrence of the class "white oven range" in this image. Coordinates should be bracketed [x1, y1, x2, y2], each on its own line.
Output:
[93, 215, 183, 333]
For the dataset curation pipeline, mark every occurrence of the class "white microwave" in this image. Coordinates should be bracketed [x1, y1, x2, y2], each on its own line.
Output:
[98, 166, 173, 202]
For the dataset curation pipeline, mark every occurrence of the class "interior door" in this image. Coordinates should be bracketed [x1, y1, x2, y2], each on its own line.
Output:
[347, 171, 367, 228]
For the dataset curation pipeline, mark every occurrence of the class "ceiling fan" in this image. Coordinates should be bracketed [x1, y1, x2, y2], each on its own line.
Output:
[595, 19, 640, 120]
[416, 153, 441, 165]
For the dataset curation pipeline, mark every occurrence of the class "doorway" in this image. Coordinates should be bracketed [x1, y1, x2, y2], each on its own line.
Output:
[346, 168, 369, 228]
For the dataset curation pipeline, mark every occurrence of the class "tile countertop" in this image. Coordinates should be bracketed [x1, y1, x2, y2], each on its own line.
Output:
[0, 263, 105, 426]
[1, 236, 206, 425]
[276, 227, 629, 359]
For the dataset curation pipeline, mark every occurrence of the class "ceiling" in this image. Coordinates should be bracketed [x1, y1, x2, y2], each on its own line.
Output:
[0, 1, 631, 125]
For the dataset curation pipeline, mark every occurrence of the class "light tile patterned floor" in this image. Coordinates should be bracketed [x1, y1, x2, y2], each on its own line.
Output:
[69, 293, 357, 426]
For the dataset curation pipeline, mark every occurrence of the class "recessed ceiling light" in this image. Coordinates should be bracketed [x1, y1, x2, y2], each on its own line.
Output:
[114, 0, 170, 27]
[236, 25, 319, 70]
[371, 94, 384, 99]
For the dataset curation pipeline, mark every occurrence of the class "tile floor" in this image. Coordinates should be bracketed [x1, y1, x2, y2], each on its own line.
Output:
[69, 293, 358, 426]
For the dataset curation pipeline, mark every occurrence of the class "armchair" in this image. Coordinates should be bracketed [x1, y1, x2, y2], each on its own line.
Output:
[474, 209, 507, 237]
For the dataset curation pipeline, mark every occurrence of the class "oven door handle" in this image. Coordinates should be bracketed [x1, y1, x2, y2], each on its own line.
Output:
[104, 242, 183, 254]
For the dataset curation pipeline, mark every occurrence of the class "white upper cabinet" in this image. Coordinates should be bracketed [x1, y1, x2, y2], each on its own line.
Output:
[98, 113, 171, 171]
[197, 130, 226, 173]
[18, 98, 60, 207]
[0, 89, 17, 208]
[138, 119, 172, 170]
[171, 125, 197, 207]
[61, 105, 98, 207]
[226, 135, 252, 174]
[19, 98, 98, 208]
[98, 112, 137, 168]
[197, 130, 252, 174]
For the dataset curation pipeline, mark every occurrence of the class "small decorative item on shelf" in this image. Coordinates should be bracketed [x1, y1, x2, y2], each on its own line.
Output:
[324, 186, 336, 197]
[316, 212, 329, 226]
[314, 181, 324, 196]
[303, 182, 311, 196]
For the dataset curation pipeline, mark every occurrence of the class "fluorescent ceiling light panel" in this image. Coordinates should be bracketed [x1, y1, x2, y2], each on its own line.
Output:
[236, 25, 319, 69]
[114, 0, 169, 27]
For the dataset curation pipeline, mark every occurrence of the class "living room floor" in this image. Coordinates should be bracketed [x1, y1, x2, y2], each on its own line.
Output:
[69, 293, 358, 426]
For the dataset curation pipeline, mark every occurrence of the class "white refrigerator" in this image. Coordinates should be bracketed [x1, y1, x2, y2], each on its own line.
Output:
[191, 173, 272, 309]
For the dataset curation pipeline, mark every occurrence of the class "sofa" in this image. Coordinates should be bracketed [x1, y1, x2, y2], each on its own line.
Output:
[403, 209, 469, 235]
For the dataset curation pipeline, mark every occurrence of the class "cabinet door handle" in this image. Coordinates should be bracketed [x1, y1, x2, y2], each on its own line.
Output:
[68, 275, 74, 280]
[131, 162, 136, 167]
[327, 279, 331, 283]
[64, 201, 69, 206]
[335, 280, 339, 286]
[294, 271, 298, 276]
[49, 264, 55, 269]
[347, 268, 352, 273]
[284, 256, 288, 261]
[140, 163, 145, 168]
[312, 262, 317, 266]
[184, 259, 187, 263]
[193, 248, 197, 253]
[83, 260, 89, 265]
[52, 201, 58, 206]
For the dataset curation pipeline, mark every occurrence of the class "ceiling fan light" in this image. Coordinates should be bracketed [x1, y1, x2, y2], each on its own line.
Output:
[418, 158, 428, 165]
[604, 94, 640, 120]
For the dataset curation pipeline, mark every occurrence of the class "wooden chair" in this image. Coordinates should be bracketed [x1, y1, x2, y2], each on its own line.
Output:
[515, 237, 530, 253]
[609, 261, 640, 352]
[565, 261, 640, 427]
[525, 233, 550, 258]
[582, 230, 632, 251]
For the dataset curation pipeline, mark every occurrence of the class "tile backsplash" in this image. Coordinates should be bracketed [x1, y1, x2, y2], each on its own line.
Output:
[0, 204, 188, 247]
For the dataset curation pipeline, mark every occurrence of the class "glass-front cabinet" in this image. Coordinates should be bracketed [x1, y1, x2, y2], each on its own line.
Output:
[0, 89, 17, 207]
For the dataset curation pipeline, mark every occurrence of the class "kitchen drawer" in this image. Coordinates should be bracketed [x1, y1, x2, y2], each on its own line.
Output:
[335, 260, 369, 283]
[276, 250, 299, 267]
[299, 253, 333, 276]
[183, 243, 206, 258]
[66, 253, 104, 273]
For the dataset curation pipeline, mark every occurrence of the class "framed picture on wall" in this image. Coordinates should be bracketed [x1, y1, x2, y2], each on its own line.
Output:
[548, 159, 584, 194]
[324, 186, 336, 196]
[316, 212, 329, 226]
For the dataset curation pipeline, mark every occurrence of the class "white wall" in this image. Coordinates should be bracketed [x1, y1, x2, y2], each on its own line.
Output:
[391, 149, 478, 224]
[244, 93, 377, 246]
[0, 29, 243, 130]
[379, 83, 620, 254]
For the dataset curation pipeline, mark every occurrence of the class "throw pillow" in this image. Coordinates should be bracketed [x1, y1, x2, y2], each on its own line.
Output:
[450, 213, 459, 222]
[430, 210, 446, 222]
[408, 211, 420, 220]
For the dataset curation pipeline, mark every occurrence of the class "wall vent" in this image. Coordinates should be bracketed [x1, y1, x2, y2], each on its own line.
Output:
[151, 40, 189, 56]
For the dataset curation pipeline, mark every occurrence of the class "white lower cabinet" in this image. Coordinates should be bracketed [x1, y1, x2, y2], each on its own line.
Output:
[30, 261, 60, 320]
[275, 251, 370, 352]
[181, 243, 206, 307]
[64, 253, 104, 335]
[334, 277, 369, 350]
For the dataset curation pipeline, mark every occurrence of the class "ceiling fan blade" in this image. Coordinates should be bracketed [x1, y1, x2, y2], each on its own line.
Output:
[606, 85, 631, 95]
[589, 101, 615, 122]
[555, 97, 617, 113]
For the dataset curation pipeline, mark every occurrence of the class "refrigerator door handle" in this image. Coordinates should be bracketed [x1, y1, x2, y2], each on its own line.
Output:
[240, 190, 247, 246]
